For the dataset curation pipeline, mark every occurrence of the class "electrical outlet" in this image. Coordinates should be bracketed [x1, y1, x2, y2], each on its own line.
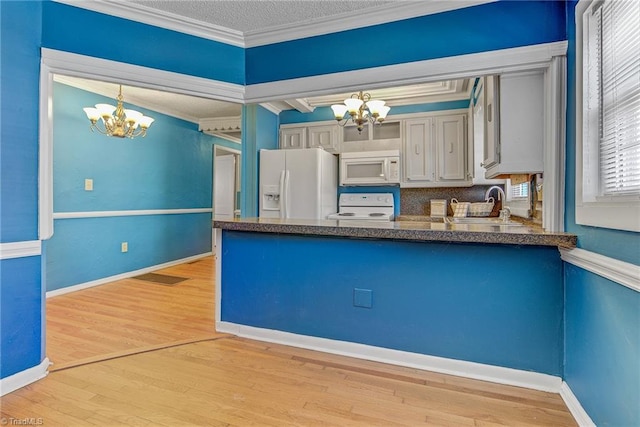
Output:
[84, 179, 93, 191]
[121, 242, 128, 253]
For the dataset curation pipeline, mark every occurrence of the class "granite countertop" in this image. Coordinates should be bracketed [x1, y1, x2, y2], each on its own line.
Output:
[213, 216, 577, 248]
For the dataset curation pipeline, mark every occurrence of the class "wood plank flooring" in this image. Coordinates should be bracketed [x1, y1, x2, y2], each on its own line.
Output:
[1, 256, 578, 426]
[46, 256, 226, 370]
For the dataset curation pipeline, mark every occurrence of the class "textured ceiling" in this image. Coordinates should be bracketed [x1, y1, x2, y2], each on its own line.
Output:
[130, 0, 396, 33]
[60, 1, 474, 124]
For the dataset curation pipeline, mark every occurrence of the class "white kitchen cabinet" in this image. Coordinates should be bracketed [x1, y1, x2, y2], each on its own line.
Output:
[436, 115, 467, 181]
[471, 80, 505, 185]
[307, 124, 340, 153]
[280, 127, 306, 150]
[482, 71, 545, 179]
[482, 75, 499, 170]
[403, 113, 470, 187]
[279, 123, 340, 153]
[404, 118, 435, 183]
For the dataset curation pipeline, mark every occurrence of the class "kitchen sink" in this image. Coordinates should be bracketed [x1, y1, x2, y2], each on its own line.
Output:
[444, 217, 524, 226]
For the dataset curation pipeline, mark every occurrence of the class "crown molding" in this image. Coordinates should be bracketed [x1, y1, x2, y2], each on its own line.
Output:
[243, 0, 497, 47]
[52, 0, 495, 48]
[259, 103, 284, 115]
[53, 0, 245, 47]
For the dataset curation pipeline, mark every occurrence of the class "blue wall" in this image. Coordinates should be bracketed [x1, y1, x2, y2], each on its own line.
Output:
[562, 3, 640, 426]
[564, 265, 640, 426]
[221, 232, 564, 375]
[46, 83, 228, 291]
[42, 1, 244, 85]
[0, 1, 45, 379]
[241, 104, 279, 217]
[246, 1, 566, 84]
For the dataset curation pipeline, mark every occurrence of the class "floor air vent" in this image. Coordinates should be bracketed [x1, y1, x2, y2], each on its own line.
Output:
[132, 273, 188, 286]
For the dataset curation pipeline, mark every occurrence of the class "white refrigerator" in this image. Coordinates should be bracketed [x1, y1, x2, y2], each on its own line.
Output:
[259, 148, 337, 219]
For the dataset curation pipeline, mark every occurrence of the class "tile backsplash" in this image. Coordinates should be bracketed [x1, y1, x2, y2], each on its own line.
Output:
[400, 186, 504, 216]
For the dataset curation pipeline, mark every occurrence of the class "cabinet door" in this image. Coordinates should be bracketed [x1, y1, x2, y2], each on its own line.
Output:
[436, 114, 466, 181]
[308, 124, 339, 153]
[280, 128, 306, 149]
[404, 118, 434, 182]
[482, 75, 499, 169]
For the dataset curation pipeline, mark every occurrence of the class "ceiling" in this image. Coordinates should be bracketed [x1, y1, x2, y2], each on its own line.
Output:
[56, 1, 478, 126]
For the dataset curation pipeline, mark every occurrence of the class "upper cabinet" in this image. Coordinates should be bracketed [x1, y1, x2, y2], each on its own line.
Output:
[308, 124, 340, 152]
[403, 113, 471, 188]
[279, 123, 340, 153]
[280, 127, 306, 150]
[341, 120, 401, 153]
[482, 71, 545, 179]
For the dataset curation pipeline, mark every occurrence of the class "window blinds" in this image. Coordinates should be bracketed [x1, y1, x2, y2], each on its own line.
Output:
[596, 0, 640, 196]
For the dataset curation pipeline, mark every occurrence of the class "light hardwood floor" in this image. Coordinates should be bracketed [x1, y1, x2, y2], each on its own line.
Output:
[1, 256, 577, 426]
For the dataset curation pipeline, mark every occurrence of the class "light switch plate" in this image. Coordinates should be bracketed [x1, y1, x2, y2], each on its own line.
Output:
[84, 179, 93, 191]
[121, 242, 128, 253]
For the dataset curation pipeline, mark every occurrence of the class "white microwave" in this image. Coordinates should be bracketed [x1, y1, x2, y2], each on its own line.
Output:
[340, 150, 400, 186]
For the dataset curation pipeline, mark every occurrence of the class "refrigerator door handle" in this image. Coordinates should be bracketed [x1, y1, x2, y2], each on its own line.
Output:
[278, 170, 286, 218]
[283, 170, 291, 219]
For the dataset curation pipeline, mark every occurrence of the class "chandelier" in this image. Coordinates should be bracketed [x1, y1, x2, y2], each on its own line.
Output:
[331, 91, 390, 134]
[83, 85, 154, 139]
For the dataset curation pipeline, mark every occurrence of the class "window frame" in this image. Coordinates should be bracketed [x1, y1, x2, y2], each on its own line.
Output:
[575, 0, 640, 232]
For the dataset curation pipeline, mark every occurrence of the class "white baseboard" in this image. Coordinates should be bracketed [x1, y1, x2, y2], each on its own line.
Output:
[46, 252, 212, 298]
[216, 321, 563, 393]
[560, 381, 596, 426]
[0, 358, 51, 396]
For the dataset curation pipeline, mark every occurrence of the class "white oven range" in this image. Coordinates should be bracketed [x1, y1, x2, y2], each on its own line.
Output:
[327, 193, 395, 222]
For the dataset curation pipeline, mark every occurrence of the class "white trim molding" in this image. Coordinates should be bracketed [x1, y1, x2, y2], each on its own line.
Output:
[0, 241, 42, 260]
[244, 41, 568, 103]
[53, 0, 495, 48]
[46, 252, 212, 298]
[216, 322, 562, 393]
[40, 48, 245, 104]
[0, 358, 50, 396]
[560, 248, 640, 293]
[560, 382, 596, 427]
[52, 208, 213, 220]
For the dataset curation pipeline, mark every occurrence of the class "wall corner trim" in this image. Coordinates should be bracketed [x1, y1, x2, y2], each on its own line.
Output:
[559, 247, 640, 292]
[0, 240, 42, 260]
[0, 358, 50, 396]
[560, 382, 596, 427]
[216, 321, 563, 393]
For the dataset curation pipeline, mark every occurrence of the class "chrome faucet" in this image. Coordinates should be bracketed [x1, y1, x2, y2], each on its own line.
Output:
[485, 185, 506, 202]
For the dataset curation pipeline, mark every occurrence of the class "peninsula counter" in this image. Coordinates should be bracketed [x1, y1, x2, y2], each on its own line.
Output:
[213, 217, 577, 389]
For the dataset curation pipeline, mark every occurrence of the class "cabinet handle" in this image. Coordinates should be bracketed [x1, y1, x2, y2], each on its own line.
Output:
[415, 145, 420, 155]
[449, 143, 453, 154]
